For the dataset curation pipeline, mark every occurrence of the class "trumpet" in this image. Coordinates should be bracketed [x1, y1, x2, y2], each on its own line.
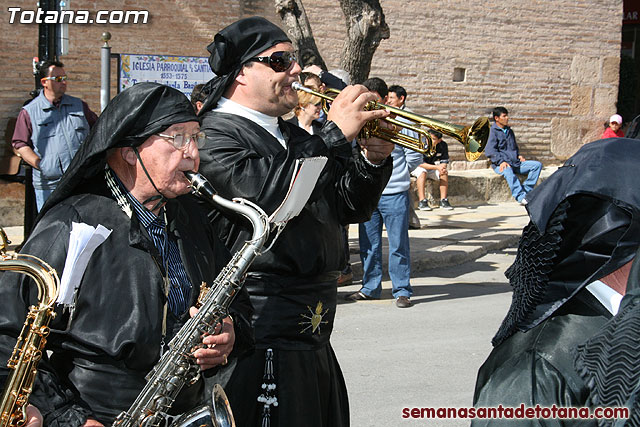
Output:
[292, 82, 490, 161]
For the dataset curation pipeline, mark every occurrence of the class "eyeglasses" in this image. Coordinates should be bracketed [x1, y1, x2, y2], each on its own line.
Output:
[43, 76, 68, 82]
[157, 131, 206, 150]
[247, 51, 297, 72]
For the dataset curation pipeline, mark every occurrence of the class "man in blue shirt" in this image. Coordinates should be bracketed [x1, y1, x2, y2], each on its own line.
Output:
[485, 106, 542, 205]
[347, 78, 423, 308]
[12, 60, 98, 211]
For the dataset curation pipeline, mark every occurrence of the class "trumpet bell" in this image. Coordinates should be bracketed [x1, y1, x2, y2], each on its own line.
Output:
[462, 117, 490, 162]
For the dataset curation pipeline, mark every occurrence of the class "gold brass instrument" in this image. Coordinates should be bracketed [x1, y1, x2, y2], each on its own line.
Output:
[292, 82, 490, 161]
[0, 228, 59, 427]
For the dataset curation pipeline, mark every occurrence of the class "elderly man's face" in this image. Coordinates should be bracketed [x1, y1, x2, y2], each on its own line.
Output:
[136, 121, 200, 199]
[243, 42, 302, 117]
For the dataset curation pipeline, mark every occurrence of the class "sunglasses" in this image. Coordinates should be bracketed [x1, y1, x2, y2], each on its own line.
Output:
[247, 51, 297, 72]
[157, 131, 206, 150]
[43, 75, 68, 82]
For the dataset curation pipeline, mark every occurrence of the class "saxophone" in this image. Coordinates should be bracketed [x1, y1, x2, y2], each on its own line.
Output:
[114, 171, 270, 427]
[0, 228, 59, 427]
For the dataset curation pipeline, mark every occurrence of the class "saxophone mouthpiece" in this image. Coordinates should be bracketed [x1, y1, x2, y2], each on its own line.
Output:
[184, 171, 217, 199]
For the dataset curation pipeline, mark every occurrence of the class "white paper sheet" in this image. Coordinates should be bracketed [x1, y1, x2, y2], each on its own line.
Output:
[58, 222, 112, 306]
[269, 156, 327, 224]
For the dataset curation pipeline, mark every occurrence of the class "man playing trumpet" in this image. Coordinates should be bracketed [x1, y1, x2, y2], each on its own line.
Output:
[196, 16, 395, 427]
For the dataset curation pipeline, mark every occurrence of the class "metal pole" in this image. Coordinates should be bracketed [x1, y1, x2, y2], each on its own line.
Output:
[100, 32, 112, 112]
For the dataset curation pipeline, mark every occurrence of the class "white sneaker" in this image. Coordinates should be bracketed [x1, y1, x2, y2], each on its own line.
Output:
[519, 198, 528, 206]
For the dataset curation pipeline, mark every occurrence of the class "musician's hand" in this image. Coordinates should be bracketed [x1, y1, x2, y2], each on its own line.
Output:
[25, 405, 43, 427]
[359, 137, 394, 164]
[499, 161, 510, 173]
[327, 85, 390, 141]
[518, 155, 526, 162]
[81, 419, 104, 427]
[189, 309, 235, 370]
[437, 163, 448, 175]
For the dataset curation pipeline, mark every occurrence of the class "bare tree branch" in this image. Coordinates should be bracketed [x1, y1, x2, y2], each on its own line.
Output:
[275, 0, 327, 70]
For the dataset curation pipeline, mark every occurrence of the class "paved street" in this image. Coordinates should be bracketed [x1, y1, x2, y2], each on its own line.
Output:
[333, 251, 515, 426]
[331, 202, 529, 426]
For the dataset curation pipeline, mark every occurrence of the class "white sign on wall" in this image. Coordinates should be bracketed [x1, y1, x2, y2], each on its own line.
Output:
[119, 54, 215, 99]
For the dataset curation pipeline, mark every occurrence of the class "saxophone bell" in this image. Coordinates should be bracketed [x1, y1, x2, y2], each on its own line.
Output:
[170, 384, 235, 427]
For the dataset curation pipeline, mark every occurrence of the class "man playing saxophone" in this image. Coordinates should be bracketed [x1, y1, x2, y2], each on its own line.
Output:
[0, 83, 251, 426]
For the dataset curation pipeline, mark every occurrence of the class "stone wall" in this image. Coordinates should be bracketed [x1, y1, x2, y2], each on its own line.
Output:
[303, 0, 623, 164]
[0, 0, 623, 171]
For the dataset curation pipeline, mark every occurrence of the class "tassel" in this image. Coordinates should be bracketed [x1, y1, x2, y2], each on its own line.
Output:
[258, 348, 278, 427]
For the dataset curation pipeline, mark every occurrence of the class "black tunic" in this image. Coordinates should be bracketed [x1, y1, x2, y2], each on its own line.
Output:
[198, 112, 392, 427]
[473, 290, 610, 426]
[0, 184, 240, 425]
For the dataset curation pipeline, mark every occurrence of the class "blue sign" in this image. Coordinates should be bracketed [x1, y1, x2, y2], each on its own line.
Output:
[120, 53, 215, 98]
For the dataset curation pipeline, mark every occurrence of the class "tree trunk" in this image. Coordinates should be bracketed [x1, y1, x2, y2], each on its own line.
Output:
[275, 0, 389, 84]
[339, 0, 389, 84]
[275, 0, 328, 70]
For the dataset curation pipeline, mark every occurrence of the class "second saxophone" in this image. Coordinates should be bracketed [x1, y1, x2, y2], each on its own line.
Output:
[0, 228, 59, 427]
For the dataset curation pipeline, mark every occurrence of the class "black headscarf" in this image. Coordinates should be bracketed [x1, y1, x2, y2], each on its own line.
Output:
[38, 82, 197, 219]
[198, 16, 291, 115]
[492, 138, 640, 346]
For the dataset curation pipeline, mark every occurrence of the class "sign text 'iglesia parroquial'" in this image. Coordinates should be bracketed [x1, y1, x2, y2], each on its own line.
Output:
[120, 54, 215, 98]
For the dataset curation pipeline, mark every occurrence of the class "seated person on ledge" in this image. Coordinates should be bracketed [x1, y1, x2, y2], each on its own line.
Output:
[484, 106, 542, 205]
[411, 129, 452, 211]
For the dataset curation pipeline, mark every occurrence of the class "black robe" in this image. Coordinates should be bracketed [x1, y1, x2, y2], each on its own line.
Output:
[0, 182, 246, 425]
[473, 289, 611, 426]
[198, 112, 392, 427]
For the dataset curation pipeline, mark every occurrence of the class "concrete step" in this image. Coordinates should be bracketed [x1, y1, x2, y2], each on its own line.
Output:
[420, 165, 557, 206]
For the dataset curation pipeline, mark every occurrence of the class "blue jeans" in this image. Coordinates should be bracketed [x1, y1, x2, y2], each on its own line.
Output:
[492, 160, 542, 202]
[358, 191, 412, 299]
[34, 187, 55, 212]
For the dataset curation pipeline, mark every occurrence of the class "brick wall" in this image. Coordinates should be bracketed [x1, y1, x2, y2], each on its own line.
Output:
[0, 0, 279, 172]
[0, 0, 623, 170]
